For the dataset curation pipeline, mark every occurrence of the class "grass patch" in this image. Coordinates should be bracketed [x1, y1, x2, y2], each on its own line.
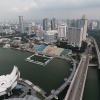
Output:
[30, 55, 50, 63]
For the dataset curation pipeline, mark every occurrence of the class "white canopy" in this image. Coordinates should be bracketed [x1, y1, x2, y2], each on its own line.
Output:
[0, 66, 20, 96]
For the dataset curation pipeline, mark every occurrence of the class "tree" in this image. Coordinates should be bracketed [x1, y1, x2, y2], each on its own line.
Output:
[21, 36, 28, 43]
[92, 56, 98, 62]
[76, 54, 81, 61]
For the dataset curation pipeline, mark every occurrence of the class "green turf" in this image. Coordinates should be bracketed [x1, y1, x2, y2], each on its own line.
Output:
[30, 55, 50, 63]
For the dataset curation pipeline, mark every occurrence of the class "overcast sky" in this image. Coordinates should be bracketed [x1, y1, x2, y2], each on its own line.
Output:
[0, 0, 100, 20]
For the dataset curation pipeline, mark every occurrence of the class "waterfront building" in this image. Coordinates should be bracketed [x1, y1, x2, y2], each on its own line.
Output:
[58, 24, 68, 38]
[51, 18, 56, 30]
[19, 16, 25, 33]
[0, 66, 20, 96]
[44, 30, 58, 43]
[43, 18, 49, 31]
[68, 27, 83, 47]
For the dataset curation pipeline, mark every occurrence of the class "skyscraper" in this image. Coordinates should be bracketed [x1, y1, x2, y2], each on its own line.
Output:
[81, 14, 88, 40]
[76, 19, 81, 27]
[51, 18, 56, 30]
[43, 18, 49, 31]
[68, 27, 83, 47]
[19, 16, 25, 33]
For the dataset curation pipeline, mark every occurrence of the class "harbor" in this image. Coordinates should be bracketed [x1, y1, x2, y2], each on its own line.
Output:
[0, 47, 72, 99]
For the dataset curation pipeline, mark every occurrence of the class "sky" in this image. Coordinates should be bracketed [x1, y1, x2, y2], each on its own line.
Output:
[0, 0, 100, 20]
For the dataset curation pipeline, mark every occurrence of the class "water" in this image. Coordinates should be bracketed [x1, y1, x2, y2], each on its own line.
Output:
[0, 47, 71, 99]
[83, 67, 100, 100]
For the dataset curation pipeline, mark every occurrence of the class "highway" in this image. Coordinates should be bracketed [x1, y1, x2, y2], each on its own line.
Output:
[65, 55, 90, 100]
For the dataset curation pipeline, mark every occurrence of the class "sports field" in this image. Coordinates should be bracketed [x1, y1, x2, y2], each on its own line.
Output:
[26, 53, 54, 66]
[30, 55, 50, 63]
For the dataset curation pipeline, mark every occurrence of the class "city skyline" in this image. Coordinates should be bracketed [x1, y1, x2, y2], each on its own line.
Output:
[0, 0, 100, 20]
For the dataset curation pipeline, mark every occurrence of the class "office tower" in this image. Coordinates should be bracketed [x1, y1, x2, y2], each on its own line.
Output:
[76, 19, 81, 27]
[58, 24, 68, 38]
[19, 16, 25, 33]
[67, 19, 71, 27]
[43, 18, 49, 31]
[51, 18, 56, 30]
[81, 14, 88, 40]
[71, 19, 76, 27]
[68, 27, 83, 47]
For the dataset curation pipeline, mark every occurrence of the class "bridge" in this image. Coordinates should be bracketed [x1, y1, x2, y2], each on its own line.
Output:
[88, 63, 98, 67]
[64, 55, 90, 100]
[90, 37, 100, 69]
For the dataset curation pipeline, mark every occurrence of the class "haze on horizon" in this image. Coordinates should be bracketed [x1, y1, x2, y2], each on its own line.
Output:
[0, 0, 100, 20]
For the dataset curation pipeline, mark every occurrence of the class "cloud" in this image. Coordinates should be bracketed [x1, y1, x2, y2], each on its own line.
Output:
[10, 7, 20, 12]
[0, 0, 100, 20]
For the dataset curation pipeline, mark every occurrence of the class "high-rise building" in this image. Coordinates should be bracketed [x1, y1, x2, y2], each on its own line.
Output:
[67, 19, 71, 27]
[19, 16, 25, 33]
[43, 18, 49, 31]
[0, 26, 3, 33]
[28, 25, 32, 34]
[66, 14, 87, 47]
[68, 27, 83, 47]
[51, 18, 56, 30]
[71, 19, 76, 27]
[58, 24, 68, 38]
[76, 19, 81, 27]
[81, 14, 88, 40]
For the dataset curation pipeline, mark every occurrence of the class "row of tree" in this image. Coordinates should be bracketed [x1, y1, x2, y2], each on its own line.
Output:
[56, 41, 87, 53]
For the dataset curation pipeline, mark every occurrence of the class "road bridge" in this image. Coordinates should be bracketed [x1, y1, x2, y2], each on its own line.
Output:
[88, 63, 98, 67]
[64, 55, 90, 100]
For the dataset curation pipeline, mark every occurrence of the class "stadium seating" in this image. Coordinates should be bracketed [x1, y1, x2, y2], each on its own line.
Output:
[60, 49, 71, 56]
[37, 45, 46, 52]
[55, 48, 64, 55]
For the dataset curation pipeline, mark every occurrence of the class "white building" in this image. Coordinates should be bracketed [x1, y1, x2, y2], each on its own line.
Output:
[44, 30, 58, 43]
[0, 66, 20, 96]
[68, 27, 83, 47]
[67, 14, 88, 47]
[58, 24, 68, 38]
[81, 14, 88, 40]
